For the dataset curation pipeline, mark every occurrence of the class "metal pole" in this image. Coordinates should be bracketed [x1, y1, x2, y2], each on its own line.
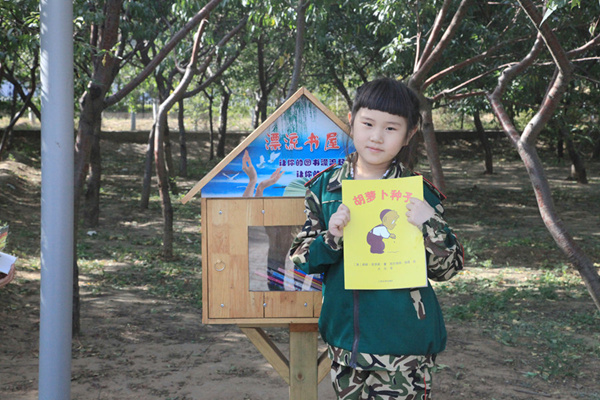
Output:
[39, 0, 74, 399]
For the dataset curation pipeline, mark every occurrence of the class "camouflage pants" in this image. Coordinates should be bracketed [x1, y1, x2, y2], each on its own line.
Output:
[330, 361, 432, 400]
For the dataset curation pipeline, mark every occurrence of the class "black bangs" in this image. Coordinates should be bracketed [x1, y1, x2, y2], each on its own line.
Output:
[351, 78, 422, 130]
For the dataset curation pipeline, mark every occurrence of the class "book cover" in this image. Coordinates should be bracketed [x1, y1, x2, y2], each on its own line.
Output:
[342, 176, 427, 290]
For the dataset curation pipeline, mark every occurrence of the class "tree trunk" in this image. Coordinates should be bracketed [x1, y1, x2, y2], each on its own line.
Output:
[561, 125, 587, 184]
[485, 17, 600, 311]
[217, 84, 231, 158]
[178, 99, 187, 177]
[74, 90, 105, 336]
[152, 17, 212, 258]
[0, 95, 33, 160]
[516, 140, 599, 310]
[592, 133, 600, 160]
[163, 123, 178, 195]
[414, 91, 446, 192]
[153, 121, 174, 259]
[0, 129, 11, 161]
[254, 36, 269, 129]
[287, 0, 308, 97]
[84, 123, 102, 227]
[253, 95, 268, 129]
[474, 110, 493, 174]
[0, 78, 19, 160]
[140, 128, 154, 209]
[556, 133, 564, 159]
[205, 90, 215, 160]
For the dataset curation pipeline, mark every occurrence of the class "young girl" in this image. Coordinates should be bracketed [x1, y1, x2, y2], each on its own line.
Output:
[289, 78, 464, 400]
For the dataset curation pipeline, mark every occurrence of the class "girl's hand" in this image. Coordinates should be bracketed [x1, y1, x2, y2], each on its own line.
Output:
[406, 198, 435, 228]
[328, 204, 350, 238]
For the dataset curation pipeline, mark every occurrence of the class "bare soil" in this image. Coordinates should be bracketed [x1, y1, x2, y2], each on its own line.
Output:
[1, 133, 599, 400]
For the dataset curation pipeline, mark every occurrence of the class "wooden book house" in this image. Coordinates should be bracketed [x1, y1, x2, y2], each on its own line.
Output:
[182, 88, 350, 325]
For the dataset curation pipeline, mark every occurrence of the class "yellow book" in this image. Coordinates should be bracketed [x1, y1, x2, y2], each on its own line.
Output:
[342, 176, 427, 290]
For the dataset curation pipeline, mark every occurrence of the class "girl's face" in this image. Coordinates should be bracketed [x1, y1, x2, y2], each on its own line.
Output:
[349, 108, 416, 178]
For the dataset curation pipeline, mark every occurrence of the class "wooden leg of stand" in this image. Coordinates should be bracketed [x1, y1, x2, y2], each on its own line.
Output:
[289, 324, 318, 400]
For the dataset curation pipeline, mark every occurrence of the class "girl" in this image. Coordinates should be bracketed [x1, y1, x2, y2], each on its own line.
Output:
[289, 78, 464, 400]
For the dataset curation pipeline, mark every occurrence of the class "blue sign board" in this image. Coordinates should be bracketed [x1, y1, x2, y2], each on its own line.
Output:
[200, 94, 352, 198]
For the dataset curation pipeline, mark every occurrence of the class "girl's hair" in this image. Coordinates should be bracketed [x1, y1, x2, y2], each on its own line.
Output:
[349, 77, 423, 168]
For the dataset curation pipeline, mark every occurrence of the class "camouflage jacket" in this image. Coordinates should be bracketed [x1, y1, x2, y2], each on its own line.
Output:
[289, 156, 464, 369]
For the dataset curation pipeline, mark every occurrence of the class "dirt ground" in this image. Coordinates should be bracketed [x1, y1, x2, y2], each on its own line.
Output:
[1, 133, 599, 400]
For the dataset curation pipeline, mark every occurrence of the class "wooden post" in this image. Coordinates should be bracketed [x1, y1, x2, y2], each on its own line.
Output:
[239, 323, 331, 400]
[289, 324, 318, 400]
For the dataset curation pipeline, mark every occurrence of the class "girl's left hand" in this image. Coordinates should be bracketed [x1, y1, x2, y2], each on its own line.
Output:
[406, 198, 435, 228]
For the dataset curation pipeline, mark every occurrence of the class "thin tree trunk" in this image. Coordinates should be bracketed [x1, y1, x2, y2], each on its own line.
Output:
[178, 99, 188, 177]
[487, 0, 600, 309]
[592, 133, 600, 159]
[474, 110, 493, 174]
[254, 36, 269, 129]
[516, 141, 598, 307]
[0, 91, 35, 160]
[217, 83, 231, 158]
[74, 93, 105, 336]
[154, 119, 174, 259]
[414, 91, 446, 192]
[140, 128, 154, 209]
[153, 18, 210, 258]
[287, 0, 308, 97]
[84, 123, 102, 227]
[561, 125, 587, 183]
[556, 133, 564, 159]
[163, 122, 178, 194]
[205, 91, 215, 160]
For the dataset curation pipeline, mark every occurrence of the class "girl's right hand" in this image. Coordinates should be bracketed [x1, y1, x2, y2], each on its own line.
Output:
[328, 204, 350, 238]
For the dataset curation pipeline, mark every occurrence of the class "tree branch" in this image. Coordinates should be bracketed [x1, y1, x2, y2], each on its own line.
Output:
[415, 0, 452, 73]
[486, 33, 544, 147]
[183, 17, 247, 98]
[518, 0, 572, 144]
[435, 91, 487, 102]
[423, 35, 533, 90]
[411, 0, 473, 88]
[104, 0, 223, 108]
[566, 33, 600, 58]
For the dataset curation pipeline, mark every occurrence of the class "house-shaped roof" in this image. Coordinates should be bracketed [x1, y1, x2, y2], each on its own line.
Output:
[182, 87, 350, 202]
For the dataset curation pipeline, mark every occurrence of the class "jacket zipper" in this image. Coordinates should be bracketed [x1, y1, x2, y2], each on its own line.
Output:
[350, 290, 360, 368]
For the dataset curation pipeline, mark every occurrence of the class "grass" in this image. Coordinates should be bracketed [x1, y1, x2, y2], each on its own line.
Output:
[434, 265, 600, 380]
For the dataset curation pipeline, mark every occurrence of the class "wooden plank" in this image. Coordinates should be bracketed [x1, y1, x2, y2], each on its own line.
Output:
[207, 199, 264, 319]
[201, 197, 209, 324]
[289, 323, 319, 333]
[317, 349, 331, 384]
[181, 89, 308, 204]
[240, 327, 290, 385]
[204, 317, 319, 325]
[263, 198, 306, 225]
[289, 326, 318, 400]
[264, 291, 314, 318]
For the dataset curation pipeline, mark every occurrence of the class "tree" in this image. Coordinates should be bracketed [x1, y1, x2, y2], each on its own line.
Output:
[152, 12, 246, 257]
[303, 1, 399, 111]
[362, 0, 478, 191]
[0, 0, 40, 160]
[486, 0, 600, 311]
[71, 0, 223, 334]
[287, 0, 309, 97]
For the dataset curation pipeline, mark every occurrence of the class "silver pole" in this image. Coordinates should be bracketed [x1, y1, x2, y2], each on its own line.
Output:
[39, 0, 74, 399]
